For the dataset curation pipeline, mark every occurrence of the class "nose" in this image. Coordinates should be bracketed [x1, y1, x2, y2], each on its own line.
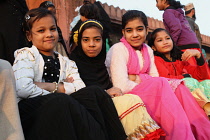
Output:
[163, 39, 168, 44]
[132, 30, 138, 37]
[89, 40, 95, 47]
[46, 30, 53, 38]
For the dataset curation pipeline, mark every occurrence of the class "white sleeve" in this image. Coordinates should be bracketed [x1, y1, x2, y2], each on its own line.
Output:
[147, 46, 159, 77]
[63, 60, 85, 95]
[13, 50, 50, 99]
[106, 44, 138, 94]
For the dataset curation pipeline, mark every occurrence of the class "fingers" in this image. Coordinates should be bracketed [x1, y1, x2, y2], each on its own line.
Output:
[63, 77, 74, 83]
[182, 49, 201, 61]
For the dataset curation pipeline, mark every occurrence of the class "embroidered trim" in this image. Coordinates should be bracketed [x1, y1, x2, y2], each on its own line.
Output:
[119, 103, 146, 120]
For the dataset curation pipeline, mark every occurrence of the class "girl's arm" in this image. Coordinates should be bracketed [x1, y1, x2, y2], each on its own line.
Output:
[106, 43, 138, 94]
[163, 10, 182, 45]
[62, 59, 86, 94]
[13, 50, 50, 99]
[182, 50, 210, 80]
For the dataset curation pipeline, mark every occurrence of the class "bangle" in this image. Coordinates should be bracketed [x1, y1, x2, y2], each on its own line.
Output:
[51, 82, 58, 93]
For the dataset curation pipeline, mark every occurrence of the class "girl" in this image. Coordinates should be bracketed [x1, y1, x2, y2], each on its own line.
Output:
[39, 1, 69, 57]
[13, 8, 126, 140]
[70, 19, 166, 140]
[148, 28, 210, 116]
[105, 10, 210, 140]
[156, 0, 201, 65]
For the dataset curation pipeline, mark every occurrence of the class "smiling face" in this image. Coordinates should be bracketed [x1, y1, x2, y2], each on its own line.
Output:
[122, 18, 147, 50]
[27, 15, 59, 56]
[152, 30, 173, 55]
[81, 27, 102, 57]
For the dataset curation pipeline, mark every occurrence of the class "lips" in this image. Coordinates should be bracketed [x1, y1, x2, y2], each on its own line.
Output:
[44, 39, 55, 43]
[87, 50, 96, 53]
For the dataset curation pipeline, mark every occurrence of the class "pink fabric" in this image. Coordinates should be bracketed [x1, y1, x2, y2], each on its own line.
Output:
[120, 38, 210, 140]
[120, 37, 151, 81]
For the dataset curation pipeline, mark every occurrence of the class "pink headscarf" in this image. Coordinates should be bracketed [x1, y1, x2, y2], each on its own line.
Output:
[120, 37, 151, 80]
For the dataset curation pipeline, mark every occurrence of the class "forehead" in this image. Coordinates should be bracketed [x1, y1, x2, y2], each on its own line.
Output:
[125, 18, 144, 28]
[82, 27, 102, 37]
[32, 15, 56, 28]
[156, 30, 169, 37]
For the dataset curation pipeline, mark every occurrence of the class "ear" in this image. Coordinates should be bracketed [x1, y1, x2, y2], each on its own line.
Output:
[145, 26, 149, 35]
[152, 46, 157, 51]
[122, 29, 125, 37]
[26, 31, 32, 42]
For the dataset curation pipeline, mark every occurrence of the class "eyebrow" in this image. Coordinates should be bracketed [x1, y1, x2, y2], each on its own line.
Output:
[82, 36, 102, 38]
[125, 26, 144, 30]
[36, 25, 56, 29]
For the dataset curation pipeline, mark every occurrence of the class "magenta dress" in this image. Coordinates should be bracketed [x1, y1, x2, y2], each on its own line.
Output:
[107, 37, 210, 140]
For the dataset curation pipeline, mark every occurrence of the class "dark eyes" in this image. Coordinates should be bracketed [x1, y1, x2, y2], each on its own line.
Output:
[82, 38, 101, 42]
[37, 27, 56, 33]
[82, 39, 88, 42]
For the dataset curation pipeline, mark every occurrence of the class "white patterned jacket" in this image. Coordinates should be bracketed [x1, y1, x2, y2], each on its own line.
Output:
[13, 45, 85, 101]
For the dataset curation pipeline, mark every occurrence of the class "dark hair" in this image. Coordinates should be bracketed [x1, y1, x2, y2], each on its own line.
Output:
[122, 10, 148, 29]
[79, 3, 100, 20]
[23, 8, 57, 33]
[39, 1, 55, 8]
[83, 0, 91, 4]
[148, 28, 183, 61]
[185, 8, 194, 15]
[23, 8, 57, 46]
[166, 0, 184, 9]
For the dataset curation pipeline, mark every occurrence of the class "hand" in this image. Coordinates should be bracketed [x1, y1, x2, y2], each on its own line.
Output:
[181, 49, 201, 61]
[106, 87, 123, 98]
[128, 74, 136, 81]
[63, 76, 74, 83]
[128, 74, 141, 84]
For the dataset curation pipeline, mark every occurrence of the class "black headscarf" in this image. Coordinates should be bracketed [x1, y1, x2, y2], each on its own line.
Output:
[69, 20, 112, 90]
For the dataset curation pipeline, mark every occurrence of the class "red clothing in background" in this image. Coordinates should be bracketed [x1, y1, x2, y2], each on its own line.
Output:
[154, 56, 210, 80]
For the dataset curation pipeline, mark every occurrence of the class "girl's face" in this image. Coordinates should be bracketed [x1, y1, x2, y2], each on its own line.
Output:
[122, 18, 147, 50]
[152, 30, 173, 54]
[27, 15, 59, 56]
[156, 0, 167, 10]
[81, 27, 102, 57]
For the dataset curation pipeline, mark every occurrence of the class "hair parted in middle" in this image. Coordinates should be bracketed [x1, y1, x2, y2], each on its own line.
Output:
[122, 10, 148, 29]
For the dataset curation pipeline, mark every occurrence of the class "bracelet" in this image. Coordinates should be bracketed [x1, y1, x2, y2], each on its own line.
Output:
[51, 82, 58, 93]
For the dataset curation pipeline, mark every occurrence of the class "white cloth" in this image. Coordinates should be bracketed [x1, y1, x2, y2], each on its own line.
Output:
[0, 59, 24, 140]
[70, 5, 82, 31]
[105, 42, 159, 93]
[13, 46, 85, 101]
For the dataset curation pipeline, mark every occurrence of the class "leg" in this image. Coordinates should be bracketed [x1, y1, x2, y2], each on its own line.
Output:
[19, 93, 106, 140]
[174, 83, 210, 139]
[71, 85, 127, 140]
[129, 77, 195, 140]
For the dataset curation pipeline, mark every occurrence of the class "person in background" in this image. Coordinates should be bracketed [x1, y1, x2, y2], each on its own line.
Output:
[184, 3, 202, 47]
[0, 59, 24, 140]
[39, 1, 69, 57]
[69, 1, 100, 53]
[70, 1, 112, 53]
[156, 0, 200, 66]
[148, 28, 210, 117]
[0, 0, 28, 64]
